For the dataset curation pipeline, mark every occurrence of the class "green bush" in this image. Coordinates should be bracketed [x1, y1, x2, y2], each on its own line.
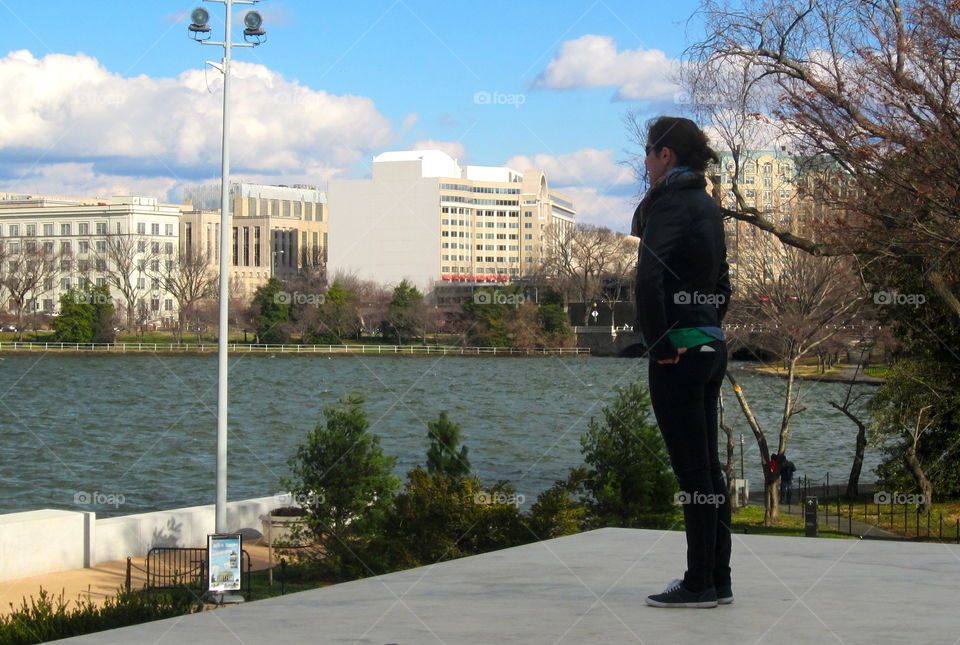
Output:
[372, 468, 527, 570]
[578, 379, 678, 529]
[0, 587, 201, 644]
[526, 468, 589, 540]
[281, 394, 400, 580]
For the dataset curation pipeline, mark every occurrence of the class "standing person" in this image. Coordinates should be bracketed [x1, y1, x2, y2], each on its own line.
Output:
[780, 455, 796, 504]
[633, 116, 733, 609]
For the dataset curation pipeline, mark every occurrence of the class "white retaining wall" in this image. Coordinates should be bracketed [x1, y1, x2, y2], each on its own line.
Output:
[0, 496, 283, 582]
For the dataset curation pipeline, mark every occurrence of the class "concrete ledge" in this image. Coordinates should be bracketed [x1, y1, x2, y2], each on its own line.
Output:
[0, 496, 283, 581]
[55, 527, 960, 644]
[94, 496, 281, 563]
[0, 510, 91, 579]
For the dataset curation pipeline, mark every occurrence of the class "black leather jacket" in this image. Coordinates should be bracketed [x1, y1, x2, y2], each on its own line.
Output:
[632, 173, 731, 360]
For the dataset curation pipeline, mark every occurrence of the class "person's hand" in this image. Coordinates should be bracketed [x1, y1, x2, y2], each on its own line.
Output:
[656, 347, 687, 364]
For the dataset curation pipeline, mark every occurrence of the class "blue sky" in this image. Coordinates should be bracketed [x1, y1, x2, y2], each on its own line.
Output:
[0, 0, 705, 231]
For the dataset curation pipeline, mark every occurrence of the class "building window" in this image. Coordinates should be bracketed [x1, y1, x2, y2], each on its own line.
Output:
[96, 222, 107, 235]
[151, 241, 160, 253]
[138, 240, 147, 252]
[254, 226, 261, 267]
[9, 225, 20, 237]
[165, 299, 173, 311]
[151, 299, 160, 312]
[165, 223, 174, 236]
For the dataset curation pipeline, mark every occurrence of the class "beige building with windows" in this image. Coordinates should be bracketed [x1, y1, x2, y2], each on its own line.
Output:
[181, 183, 327, 295]
[327, 150, 575, 300]
[712, 150, 862, 288]
[0, 193, 181, 323]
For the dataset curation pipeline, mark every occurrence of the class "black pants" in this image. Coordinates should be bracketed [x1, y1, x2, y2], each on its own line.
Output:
[648, 341, 731, 592]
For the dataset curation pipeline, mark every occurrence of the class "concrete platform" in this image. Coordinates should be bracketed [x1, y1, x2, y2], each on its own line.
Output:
[55, 527, 959, 644]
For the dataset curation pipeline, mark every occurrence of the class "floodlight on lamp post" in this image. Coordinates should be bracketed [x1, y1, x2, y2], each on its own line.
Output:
[187, 0, 267, 534]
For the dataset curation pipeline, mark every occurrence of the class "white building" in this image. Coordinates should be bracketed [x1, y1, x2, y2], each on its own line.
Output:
[328, 150, 575, 295]
[0, 194, 182, 324]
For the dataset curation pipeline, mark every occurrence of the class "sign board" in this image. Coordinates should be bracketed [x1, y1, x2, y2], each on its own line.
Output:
[207, 533, 242, 592]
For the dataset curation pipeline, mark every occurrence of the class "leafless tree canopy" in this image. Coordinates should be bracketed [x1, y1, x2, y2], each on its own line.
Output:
[684, 0, 960, 315]
[538, 223, 637, 322]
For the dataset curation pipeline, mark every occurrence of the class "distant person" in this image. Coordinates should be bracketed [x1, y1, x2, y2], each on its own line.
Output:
[634, 116, 732, 609]
[779, 455, 796, 504]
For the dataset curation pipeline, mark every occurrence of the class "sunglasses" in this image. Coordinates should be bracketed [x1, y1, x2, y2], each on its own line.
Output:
[645, 145, 656, 156]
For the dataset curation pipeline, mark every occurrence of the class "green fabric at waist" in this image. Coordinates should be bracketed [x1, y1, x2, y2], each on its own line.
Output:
[667, 327, 716, 349]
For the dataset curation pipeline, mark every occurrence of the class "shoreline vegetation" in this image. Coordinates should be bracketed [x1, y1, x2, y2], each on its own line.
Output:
[746, 362, 888, 384]
[0, 340, 588, 357]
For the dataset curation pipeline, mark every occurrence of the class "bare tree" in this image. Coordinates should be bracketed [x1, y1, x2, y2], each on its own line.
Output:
[683, 0, 960, 315]
[726, 244, 867, 521]
[539, 223, 636, 323]
[96, 234, 158, 334]
[149, 244, 216, 342]
[2, 244, 58, 340]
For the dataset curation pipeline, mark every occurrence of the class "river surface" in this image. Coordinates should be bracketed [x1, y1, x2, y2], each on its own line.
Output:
[0, 354, 881, 517]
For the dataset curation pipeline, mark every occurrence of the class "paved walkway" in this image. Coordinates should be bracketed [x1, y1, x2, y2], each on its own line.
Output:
[0, 542, 273, 616]
[54, 527, 960, 644]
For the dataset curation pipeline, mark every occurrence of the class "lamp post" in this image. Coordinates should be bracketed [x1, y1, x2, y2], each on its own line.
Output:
[189, 1, 267, 533]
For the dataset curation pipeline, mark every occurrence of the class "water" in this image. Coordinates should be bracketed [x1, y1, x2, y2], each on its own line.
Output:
[0, 354, 880, 517]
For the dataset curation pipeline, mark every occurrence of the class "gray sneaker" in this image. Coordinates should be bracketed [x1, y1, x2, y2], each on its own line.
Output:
[717, 584, 734, 605]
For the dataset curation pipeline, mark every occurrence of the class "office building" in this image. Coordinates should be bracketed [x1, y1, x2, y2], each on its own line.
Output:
[328, 150, 575, 298]
[181, 182, 328, 295]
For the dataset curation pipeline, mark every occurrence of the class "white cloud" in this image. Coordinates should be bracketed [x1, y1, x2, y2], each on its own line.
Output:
[555, 185, 638, 232]
[533, 35, 679, 101]
[0, 50, 393, 197]
[401, 113, 419, 131]
[504, 148, 639, 232]
[412, 139, 468, 162]
[0, 162, 182, 203]
[504, 148, 634, 188]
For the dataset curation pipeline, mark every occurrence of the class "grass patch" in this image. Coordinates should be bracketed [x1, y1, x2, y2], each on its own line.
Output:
[835, 499, 960, 541]
[862, 365, 891, 379]
[239, 565, 333, 601]
[728, 505, 855, 539]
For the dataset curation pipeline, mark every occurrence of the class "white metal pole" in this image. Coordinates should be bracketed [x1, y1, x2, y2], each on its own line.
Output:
[216, 0, 234, 534]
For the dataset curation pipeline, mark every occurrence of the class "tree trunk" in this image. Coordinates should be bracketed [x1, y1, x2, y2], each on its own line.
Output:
[719, 390, 738, 509]
[766, 477, 781, 524]
[724, 371, 781, 524]
[904, 439, 933, 515]
[829, 400, 867, 499]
